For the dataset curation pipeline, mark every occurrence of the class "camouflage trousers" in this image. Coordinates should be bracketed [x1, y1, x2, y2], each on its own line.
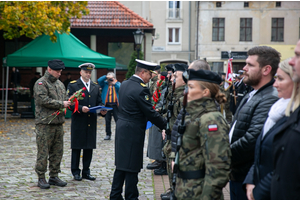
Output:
[163, 139, 173, 190]
[35, 124, 64, 179]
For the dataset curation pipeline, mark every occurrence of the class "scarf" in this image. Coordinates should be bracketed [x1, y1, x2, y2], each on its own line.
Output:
[262, 98, 290, 138]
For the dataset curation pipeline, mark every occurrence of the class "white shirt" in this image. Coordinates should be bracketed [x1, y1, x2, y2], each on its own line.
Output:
[80, 77, 90, 92]
[133, 74, 144, 83]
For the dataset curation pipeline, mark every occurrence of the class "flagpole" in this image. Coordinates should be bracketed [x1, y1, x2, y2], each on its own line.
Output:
[228, 51, 237, 105]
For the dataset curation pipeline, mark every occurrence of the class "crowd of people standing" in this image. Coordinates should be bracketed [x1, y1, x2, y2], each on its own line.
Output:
[31, 39, 300, 200]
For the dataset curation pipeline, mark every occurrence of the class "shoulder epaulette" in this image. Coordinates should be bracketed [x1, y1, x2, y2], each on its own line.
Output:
[93, 81, 98, 84]
[70, 80, 77, 84]
[140, 83, 146, 87]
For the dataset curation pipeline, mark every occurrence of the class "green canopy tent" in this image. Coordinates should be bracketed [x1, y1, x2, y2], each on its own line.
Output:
[2, 32, 116, 121]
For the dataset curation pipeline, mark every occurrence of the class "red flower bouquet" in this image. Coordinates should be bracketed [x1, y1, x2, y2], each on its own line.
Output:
[152, 76, 166, 109]
[42, 87, 86, 124]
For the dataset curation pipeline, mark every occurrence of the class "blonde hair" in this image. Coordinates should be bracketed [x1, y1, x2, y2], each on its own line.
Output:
[281, 58, 300, 116]
[198, 81, 226, 104]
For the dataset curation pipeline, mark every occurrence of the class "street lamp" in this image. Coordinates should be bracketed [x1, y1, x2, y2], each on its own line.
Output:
[133, 29, 144, 59]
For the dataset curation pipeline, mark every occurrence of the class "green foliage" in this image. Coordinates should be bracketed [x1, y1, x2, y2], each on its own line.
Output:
[0, 1, 89, 42]
[126, 50, 144, 79]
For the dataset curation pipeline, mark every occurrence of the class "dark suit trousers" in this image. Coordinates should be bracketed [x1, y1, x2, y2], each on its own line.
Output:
[230, 180, 248, 200]
[110, 169, 139, 200]
[71, 149, 93, 176]
[105, 104, 118, 135]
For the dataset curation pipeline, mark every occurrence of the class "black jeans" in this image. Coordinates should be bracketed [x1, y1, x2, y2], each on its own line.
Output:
[105, 104, 118, 136]
[110, 169, 139, 200]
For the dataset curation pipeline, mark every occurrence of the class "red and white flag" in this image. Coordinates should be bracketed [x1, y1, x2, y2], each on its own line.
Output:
[224, 58, 233, 91]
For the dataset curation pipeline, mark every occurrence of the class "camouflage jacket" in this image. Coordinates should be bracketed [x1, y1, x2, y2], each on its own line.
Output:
[175, 97, 231, 200]
[149, 76, 158, 95]
[164, 85, 185, 133]
[34, 70, 68, 125]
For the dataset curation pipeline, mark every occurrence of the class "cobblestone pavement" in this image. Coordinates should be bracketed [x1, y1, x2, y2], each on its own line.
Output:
[0, 115, 230, 200]
[0, 116, 154, 200]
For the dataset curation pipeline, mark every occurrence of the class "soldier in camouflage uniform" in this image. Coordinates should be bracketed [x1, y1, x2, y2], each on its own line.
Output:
[173, 69, 231, 200]
[34, 60, 73, 189]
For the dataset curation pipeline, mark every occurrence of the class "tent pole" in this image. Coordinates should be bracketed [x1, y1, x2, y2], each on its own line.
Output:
[5, 66, 9, 122]
[2, 66, 4, 116]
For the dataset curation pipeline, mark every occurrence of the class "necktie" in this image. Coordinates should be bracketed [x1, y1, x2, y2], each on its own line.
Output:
[86, 83, 89, 92]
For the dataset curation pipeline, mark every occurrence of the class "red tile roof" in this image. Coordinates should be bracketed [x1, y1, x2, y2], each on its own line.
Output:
[71, 1, 153, 29]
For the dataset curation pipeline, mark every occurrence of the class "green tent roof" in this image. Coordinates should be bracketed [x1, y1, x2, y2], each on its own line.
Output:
[4, 32, 115, 69]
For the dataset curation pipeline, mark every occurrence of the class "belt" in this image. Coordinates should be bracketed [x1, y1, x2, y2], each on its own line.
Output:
[177, 169, 205, 179]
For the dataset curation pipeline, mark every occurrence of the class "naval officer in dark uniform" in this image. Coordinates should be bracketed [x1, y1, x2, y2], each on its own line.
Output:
[110, 59, 167, 200]
[67, 63, 107, 181]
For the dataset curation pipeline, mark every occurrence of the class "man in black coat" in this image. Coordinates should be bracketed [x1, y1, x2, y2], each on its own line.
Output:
[110, 59, 167, 200]
[67, 63, 106, 181]
[229, 46, 280, 200]
[271, 40, 300, 200]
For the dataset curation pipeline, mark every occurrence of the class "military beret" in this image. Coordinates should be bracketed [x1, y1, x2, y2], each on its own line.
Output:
[154, 65, 161, 71]
[188, 69, 222, 84]
[160, 71, 168, 77]
[79, 63, 95, 71]
[136, 59, 157, 72]
[48, 59, 65, 70]
[165, 64, 174, 72]
[174, 63, 188, 72]
[221, 72, 226, 76]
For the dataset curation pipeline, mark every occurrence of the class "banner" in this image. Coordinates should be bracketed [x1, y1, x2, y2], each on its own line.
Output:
[224, 58, 233, 91]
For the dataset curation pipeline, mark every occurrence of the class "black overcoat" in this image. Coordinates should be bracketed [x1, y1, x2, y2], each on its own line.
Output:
[115, 76, 166, 173]
[271, 106, 300, 200]
[243, 116, 287, 200]
[67, 79, 103, 149]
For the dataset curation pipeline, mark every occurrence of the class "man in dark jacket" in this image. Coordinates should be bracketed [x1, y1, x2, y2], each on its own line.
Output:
[229, 46, 280, 200]
[271, 40, 300, 200]
[67, 63, 106, 181]
[110, 59, 167, 200]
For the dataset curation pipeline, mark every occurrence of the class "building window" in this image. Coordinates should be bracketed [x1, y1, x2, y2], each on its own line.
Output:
[168, 28, 180, 44]
[240, 18, 252, 41]
[276, 2, 281, 7]
[168, 1, 181, 19]
[212, 62, 223, 73]
[216, 2, 222, 7]
[212, 18, 225, 41]
[244, 2, 249, 7]
[271, 18, 284, 41]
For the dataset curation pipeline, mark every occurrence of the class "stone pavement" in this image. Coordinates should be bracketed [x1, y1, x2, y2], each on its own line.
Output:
[0, 115, 230, 200]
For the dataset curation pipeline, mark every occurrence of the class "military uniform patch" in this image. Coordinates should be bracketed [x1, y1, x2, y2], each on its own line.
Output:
[145, 95, 149, 100]
[140, 83, 146, 87]
[208, 124, 218, 131]
[38, 82, 43, 85]
[70, 80, 76, 84]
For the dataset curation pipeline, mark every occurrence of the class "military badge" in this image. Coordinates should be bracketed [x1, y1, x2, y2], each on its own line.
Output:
[140, 83, 146, 87]
[145, 95, 149, 100]
[208, 124, 218, 131]
[38, 82, 43, 85]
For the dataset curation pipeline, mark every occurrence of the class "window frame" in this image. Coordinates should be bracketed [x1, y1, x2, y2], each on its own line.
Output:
[240, 18, 252, 41]
[271, 18, 284, 42]
[244, 2, 249, 7]
[276, 1, 281, 7]
[216, 2, 222, 7]
[168, 27, 181, 44]
[168, 1, 181, 19]
[212, 18, 225, 41]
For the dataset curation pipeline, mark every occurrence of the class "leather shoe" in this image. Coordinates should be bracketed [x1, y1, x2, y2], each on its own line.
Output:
[154, 161, 168, 175]
[37, 178, 50, 189]
[147, 160, 162, 170]
[161, 189, 171, 200]
[82, 174, 96, 181]
[104, 135, 111, 140]
[74, 174, 82, 181]
[48, 177, 67, 187]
